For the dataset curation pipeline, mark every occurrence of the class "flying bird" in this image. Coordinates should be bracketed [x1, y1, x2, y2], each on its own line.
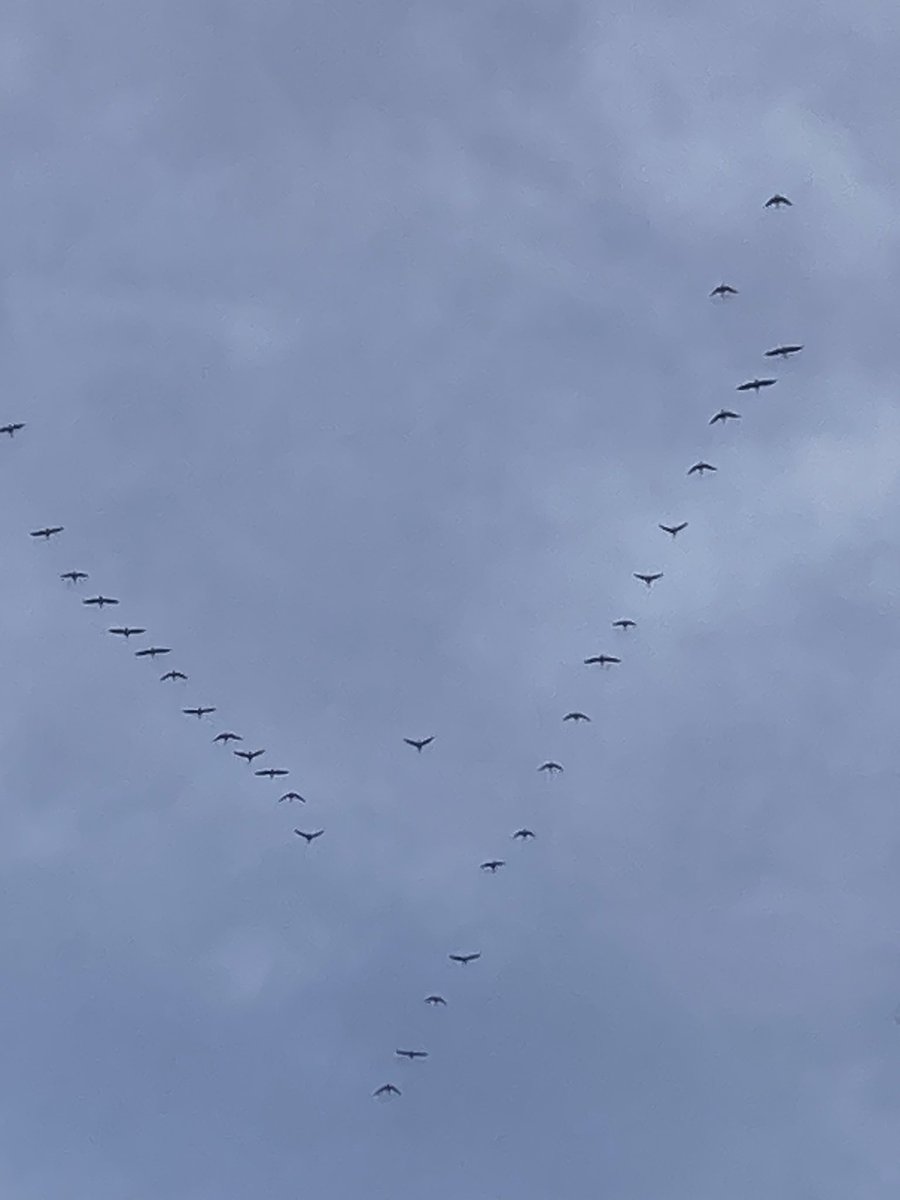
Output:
[512, 828, 536, 840]
[424, 995, 447, 1006]
[480, 860, 505, 873]
[736, 378, 776, 392]
[709, 409, 741, 425]
[1, 422, 25, 436]
[687, 462, 717, 475]
[584, 654, 621, 667]
[294, 829, 324, 844]
[108, 626, 145, 638]
[563, 711, 590, 722]
[60, 570, 88, 583]
[83, 595, 119, 608]
[395, 1049, 429, 1061]
[255, 767, 289, 778]
[709, 283, 738, 298]
[373, 1084, 401, 1098]
[404, 736, 434, 753]
[183, 706, 216, 719]
[160, 670, 187, 681]
[764, 193, 792, 208]
[213, 732, 242, 744]
[30, 526, 64, 540]
[659, 522, 688, 538]
[279, 792, 306, 803]
[764, 344, 803, 359]
[634, 572, 663, 588]
[538, 761, 564, 774]
[135, 646, 170, 658]
[235, 748, 265, 763]
[449, 953, 481, 965]
[613, 618, 636, 629]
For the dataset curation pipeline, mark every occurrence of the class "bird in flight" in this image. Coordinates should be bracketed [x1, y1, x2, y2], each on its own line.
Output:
[135, 646, 170, 658]
[563, 711, 590, 722]
[764, 344, 803, 359]
[709, 409, 741, 425]
[255, 767, 289, 778]
[404, 736, 434, 753]
[60, 570, 88, 584]
[1, 422, 25, 436]
[160, 670, 187, 682]
[613, 618, 636, 630]
[660, 522, 688, 538]
[294, 829, 324, 844]
[709, 283, 738, 298]
[183, 706, 216, 719]
[425, 995, 447, 1006]
[108, 626, 145, 638]
[235, 748, 265, 763]
[687, 462, 717, 476]
[30, 526, 64, 540]
[449, 953, 481, 965]
[736, 378, 776, 393]
[765, 193, 792, 207]
[83, 595, 119, 608]
[480, 860, 505, 873]
[634, 572, 663, 588]
[213, 731, 242, 744]
[396, 1049, 429, 1061]
[512, 828, 536, 840]
[373, 1084, 401, 1098]
[584, 654, 621, 667]
[279, 792, 306, 803]
[538, 761, 564, 774]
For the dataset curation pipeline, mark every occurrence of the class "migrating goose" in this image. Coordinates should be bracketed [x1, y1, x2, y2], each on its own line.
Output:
[634, 572, 663, 588]
[255, 767, 289, 778]
[30, 526, 64, 540]
[135, 646, 170, 658]
[404, 736, 434, 753]
[424, 995, 447, 1006]
[60, 570, 88, 583]
[687, 462, 717, 475]
[183, 706, 216, 719]
[764, 344, 803, 359]
[563, 711, 591, 722]
[373, 1084, 401, 1098]
[659, 522, 688, 538]
[160, 670, 188, 681]
[449, 953, 481, 965]
[584, 654, 620, 667]
[396, 1049, 429, 1061]
[213, 732, 242, 744]
[764, 193, 792, 208]
[538, 761, 564, 774]
[480, 860, 505, 873]
[709, 283, 738, 298]
[0, 422, 25, 437]
[234, 748, 265, 763]
[736, 378, 776, 392]
[709, 409, 741, 425]
[108, 626, 145, 638]
[613, 618, 636, 629]
[279, 792, 306, 803]
[83, 595, 119, 608]
[512, 828, 536, 840]
[294, 829, 324, 844]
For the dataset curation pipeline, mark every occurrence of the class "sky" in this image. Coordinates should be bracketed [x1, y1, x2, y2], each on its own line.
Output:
[1, 0, 900, 1196]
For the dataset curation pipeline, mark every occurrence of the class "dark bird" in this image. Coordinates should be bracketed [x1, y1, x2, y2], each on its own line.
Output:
[538, 761, 564, 774]
[279, 792, 306, 803]
[634, 572, 663, 587]
[764, 193, 792, 208]
[234, 748, 265, 763]
[135, 646, 170, 658]
[108, 626, 145, 638]
[660, 522, 688, 538]
[687, 462, 717, 475]
[255, 767, 289, 778]
[294, 829, 324, 844]
[709, 409, 741, 425]
[709, 283, 738, 298]
[765, 344, 803, 359]
[736, 378, 776, 393]
[424, 995, 447, 1006]
[513, 828, 536, 840]
[396, 1049, 429, 1060]
[60, 570, 88, 583]
[30, 526, 64, 540]
[83, 595, 119, 608]
[480, 860, 505, 873]
[584, 654, 620, 667]
[449, 953, 481, 965]
[613, 618, 636, 629]
[373, 1084, 401, 1098]
[213, 732, 242, 744]
[404, 736, 434, 753]
[1, 422, 25, 436]
[563, 711, 591, 722]
[183, 706, 216, 719]
[160, 669, 187, 681]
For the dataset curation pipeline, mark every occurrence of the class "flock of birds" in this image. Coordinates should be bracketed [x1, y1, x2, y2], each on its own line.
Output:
[6, 191, 805, 1106]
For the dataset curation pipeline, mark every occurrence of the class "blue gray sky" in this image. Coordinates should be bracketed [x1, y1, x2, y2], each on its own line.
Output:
[2, 1, 900, 1196]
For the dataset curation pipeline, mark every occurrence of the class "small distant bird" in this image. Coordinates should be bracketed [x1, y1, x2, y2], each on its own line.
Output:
[1, 422, 25, 436]
[294, 829, 324, 844]
[83, 595, 119, 608]
[160, 670, 187, 682]
[135, 646, 170, 658]
[709, 283, 738, 298]
[613, 618, 636, 629]
[30, 526, 64, 540]
[687, 462, 717, 476]
[512, 828, 536, 840]
[449, 953, 481, 965]
[279, 792, 306, 803]
[396, 1049, 429, 1061]
[213, 732, 242, 744]
[660, 522, 688, 538]
[60, 570, 88, 583]
[709, 409, 741, 425]
[425, 995, 447, 1006]
[764, 193, 792, 208]
[539, 761, 564, 774]
[255, 767, 288, 778]
[584, 654, 620, 667]
[764, 344, 803, 359]
[373, 1084, 401, 1098]
[108, 626, 145, 638]
[183, 706, 216, 719]
[480, 860, 505, 873]
[563, 712, 590, 722]
[736, 378, 776, 393]
[235, 748, 265, 763]
[404, 736, 434, 753]
[634, 572, 663, 588]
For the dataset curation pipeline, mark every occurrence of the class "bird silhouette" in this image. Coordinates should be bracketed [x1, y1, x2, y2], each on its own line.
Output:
[373, 1084, 401, 1098]
[709, 409, 741, 425]
[736, 378, 776, 393]
[563, 711, 590, 722]
[255, 767, 288, 778]
[279, 791, 306, 803]
[449, 953, 481, 965]
[584, 654, 620, 667]
[634, 572, 663, 587]
[709, 283, 738, 298]
[294, 829, 324, 844]
[659, 522, 688, 538]
[183, 706, 216, 718]
[30, 526, 64, 540]
[160, 670, 187, 681]
[395, 1049, 429, 1060]
[60, 570, 88, 583]
[480, 860, 505, 873]
[404, 736, 434, 753]
[213, 732, 242, 744]
[83, 595, 119, 608]
[613, 618, 636, 629]
[424, 995, 447, 1006]
[135, 646, 170, 658]
[234, 748, 265, 763]
[538, 761, 564, 774]
[764, 344, 803, 359]
[764, 193, 792, 207]
[108, 626, 145, 638]
[687, 462, 717, 475]
[0, 422, 25, 437]
[512, 828, 536, 840]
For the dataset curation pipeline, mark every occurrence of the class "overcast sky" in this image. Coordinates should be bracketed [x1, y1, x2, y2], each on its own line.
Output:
[2, 1, 900, 1197]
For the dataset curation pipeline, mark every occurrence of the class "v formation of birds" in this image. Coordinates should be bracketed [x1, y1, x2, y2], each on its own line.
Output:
[8, 193, 816, 1104]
